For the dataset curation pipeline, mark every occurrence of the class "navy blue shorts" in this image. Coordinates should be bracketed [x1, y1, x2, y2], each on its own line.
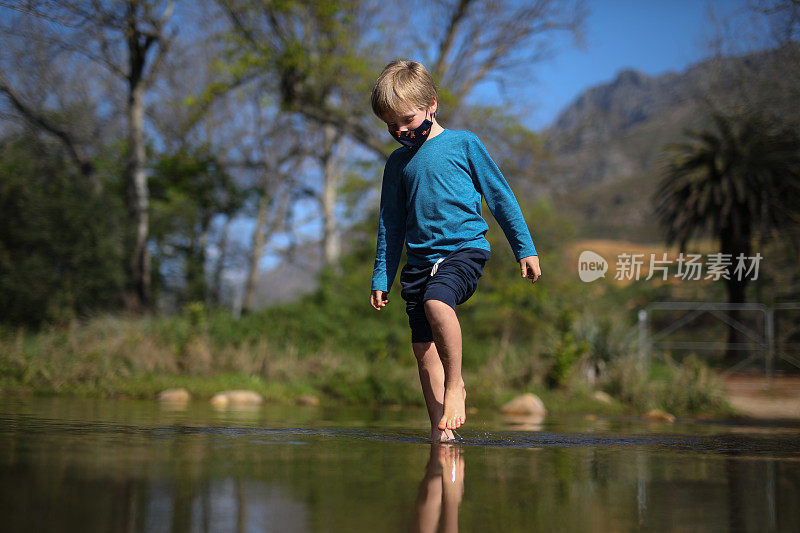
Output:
[399, 247, 491, 343]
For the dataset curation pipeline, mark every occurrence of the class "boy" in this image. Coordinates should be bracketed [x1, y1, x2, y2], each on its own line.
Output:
[369, 60, 541, 443]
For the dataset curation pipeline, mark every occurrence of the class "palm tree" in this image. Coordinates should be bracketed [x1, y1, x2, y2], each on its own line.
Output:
[654, 112, 800, 362]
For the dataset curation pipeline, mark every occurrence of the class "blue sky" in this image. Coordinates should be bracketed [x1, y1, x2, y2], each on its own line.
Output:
[523, 0, 752, 129]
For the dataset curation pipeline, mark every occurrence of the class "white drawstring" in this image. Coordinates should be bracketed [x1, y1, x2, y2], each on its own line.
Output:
[430, 258, 444, 277]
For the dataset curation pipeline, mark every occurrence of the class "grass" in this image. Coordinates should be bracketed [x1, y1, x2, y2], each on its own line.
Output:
[0, 312, 732, 418]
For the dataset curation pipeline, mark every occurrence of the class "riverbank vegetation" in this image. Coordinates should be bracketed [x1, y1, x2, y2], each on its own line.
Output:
[0, 204, 734, 417]
[0, 312, 729, 417]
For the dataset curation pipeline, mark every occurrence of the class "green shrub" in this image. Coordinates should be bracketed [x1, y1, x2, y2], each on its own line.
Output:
[0, 137, 125, 325]
[604, 354, 652, 410]
[604, 353, 726, 415]
[659, 354, 727, 414]
[544, 310, 590, 387]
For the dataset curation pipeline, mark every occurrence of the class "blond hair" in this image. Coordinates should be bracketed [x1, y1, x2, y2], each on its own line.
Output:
[371, 60, 438, 120]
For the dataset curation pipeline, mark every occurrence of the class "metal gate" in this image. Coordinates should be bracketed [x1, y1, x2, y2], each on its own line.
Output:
[637, 302, 800, 379]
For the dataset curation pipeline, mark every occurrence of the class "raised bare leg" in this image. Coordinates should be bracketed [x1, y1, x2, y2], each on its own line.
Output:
[424, 299, 467, 431]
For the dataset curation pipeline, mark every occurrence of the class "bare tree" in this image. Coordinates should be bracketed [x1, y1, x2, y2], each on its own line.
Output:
[0, 0, 178, 311]
[421, 0, 587, 115]
[144, 2, 314, 310]
[146, 2, 254, 306]
[237, 92, 308, 313]
[0, 7, 108, 192]
[218, 0, 390, 269]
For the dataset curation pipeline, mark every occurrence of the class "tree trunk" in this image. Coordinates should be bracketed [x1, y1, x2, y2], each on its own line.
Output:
[321, 124, 341, 266]
[243, 192, 270, 313]
[211, 216, 232, 306]
[126, 76, 150, 311]
[721, 216, 751, 364]
[725, 277, 749, 361]
[185, 218, 210, 304]
[123, 0, 177, 312]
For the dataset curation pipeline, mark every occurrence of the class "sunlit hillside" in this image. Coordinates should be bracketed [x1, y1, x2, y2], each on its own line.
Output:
[540, 46, 799, 243]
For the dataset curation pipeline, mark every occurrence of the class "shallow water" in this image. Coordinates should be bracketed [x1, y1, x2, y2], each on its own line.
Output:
[1, 397, 798, 532]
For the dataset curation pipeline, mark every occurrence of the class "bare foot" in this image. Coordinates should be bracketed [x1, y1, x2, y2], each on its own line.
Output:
[438, 382, 467, 431]
[430, 427, 456, 443]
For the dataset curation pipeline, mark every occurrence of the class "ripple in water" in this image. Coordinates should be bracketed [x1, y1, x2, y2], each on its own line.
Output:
[3, 414, 798, 456]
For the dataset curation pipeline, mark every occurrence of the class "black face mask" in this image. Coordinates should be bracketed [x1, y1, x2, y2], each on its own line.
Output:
[390, 110, 432, 149]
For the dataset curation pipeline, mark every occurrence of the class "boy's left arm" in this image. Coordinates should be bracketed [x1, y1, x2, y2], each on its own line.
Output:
[467, 134, 541, 284]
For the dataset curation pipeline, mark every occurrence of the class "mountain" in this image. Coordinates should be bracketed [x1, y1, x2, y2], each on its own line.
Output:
[538, 46, 799, 242]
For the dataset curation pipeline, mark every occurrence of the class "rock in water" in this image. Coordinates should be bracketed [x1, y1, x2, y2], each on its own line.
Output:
[157, 388, 191, 403]
[296, 395, 320, 406]
[210, 390, 263, 408]
[593, 391, 613, 404]
[500, 393, 547, 417]
[643, 409, 675, 423]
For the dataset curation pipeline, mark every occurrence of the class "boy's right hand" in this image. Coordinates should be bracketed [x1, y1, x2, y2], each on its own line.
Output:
[370, 290, 389, 310]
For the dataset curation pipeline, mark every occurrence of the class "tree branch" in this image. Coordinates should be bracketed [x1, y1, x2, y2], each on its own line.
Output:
[0, 71, 99, 190]
[433, 0, 472, 81]
[0, 1, 82, 27]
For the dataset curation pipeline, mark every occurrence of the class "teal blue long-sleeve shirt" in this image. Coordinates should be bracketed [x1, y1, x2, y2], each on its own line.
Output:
[371, 129, 537, 293]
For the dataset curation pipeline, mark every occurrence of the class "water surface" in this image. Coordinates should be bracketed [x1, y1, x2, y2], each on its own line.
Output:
[1, 397, 798, 532]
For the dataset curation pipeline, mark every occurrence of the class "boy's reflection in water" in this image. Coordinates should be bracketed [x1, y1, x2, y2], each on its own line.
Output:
[413, 444, 465, 533]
